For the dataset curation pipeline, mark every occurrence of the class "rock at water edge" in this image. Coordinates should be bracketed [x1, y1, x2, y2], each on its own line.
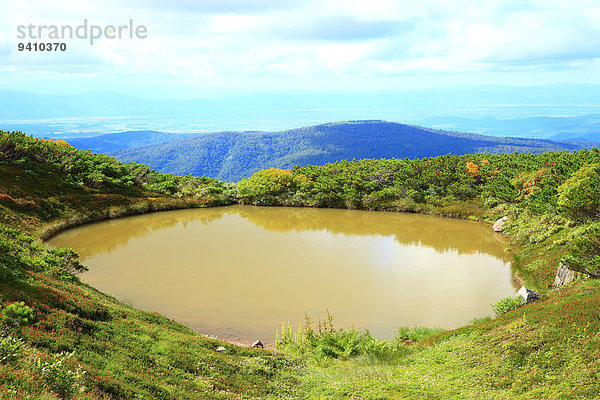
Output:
[517, 286, 540, 304]
[493, 216, 509, 232]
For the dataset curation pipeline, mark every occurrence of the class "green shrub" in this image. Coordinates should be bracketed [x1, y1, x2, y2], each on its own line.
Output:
[33, 352, 86, 399]
[561, 222, 600, 277]
[44, 248, 87, 277]
[237, 168, 303, 205]
[557, 163, 600, 221]
[492, 296, 525, 316]
[276, 313, 416, 363]
[2, 301, 34, 327]
[0, 335, 25, 364]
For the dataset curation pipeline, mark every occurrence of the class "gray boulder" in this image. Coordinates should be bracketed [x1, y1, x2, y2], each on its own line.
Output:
[554, 263, 576, 288]
[216, 346, 226, 352]
[251, 340, 264, 349]
[493, 216, 509, 232]
[517, 286, 540, 304]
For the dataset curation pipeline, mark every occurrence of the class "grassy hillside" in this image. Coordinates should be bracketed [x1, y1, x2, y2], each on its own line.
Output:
[1, 130, 600, 399]
[0, 131, 301, 399]
[108, 121, 588, 181]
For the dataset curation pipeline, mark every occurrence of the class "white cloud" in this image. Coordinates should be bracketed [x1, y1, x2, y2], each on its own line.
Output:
[0, 0, 599, 92]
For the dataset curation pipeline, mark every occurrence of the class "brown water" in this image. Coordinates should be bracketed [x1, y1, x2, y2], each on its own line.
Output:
[47, 205, 515, 346]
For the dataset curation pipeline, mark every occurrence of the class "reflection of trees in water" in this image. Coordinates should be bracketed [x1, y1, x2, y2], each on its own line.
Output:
[230, 205, 509, 261]
[50, 205, 509, 262]
[49, 208, 227, 257]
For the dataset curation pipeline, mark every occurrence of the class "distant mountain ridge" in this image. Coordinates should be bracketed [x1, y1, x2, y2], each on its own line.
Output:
[66, 130, 194, 154]
[72, 121, 590, 181]
[4, 85, 600, 137]
[419, 114, 600, 142]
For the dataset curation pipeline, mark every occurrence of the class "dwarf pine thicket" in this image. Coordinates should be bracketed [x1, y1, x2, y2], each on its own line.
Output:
[1, 130, 600, 398]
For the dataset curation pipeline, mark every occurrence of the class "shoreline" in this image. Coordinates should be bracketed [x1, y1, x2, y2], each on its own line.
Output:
[37, 197, 227, 241]
[42, 202, 517, 351]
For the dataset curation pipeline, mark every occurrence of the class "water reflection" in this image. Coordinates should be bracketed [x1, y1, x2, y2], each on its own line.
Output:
[47, 205, 516, 346]
[49, 209, 225, 256]
[230, 206, 510, 261]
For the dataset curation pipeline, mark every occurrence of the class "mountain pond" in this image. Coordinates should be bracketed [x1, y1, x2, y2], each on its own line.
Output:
[47, 205, 517, 347]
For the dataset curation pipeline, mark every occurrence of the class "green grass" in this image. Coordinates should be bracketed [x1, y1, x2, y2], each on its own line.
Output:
[294, 278, 600, 399]
[0, 273, 303, 399]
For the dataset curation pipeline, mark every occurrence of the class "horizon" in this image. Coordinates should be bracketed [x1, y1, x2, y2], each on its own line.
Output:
[2, 83, 600, 138]
[3, 81, 600, 100]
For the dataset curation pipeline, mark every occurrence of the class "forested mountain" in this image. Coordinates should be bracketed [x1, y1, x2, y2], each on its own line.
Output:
[108, 121, 590, 181]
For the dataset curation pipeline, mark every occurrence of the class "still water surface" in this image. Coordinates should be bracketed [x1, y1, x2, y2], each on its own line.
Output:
[47, 205, 516, 346]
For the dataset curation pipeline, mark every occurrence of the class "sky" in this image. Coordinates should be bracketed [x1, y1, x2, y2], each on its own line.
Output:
[1, 0, 600, 98]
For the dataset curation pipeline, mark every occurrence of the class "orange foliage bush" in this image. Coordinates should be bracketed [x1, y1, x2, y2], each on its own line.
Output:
[466, 161, 480, 175]
[38, 138, 71, 147]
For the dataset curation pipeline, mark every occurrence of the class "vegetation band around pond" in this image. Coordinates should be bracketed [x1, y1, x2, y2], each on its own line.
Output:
[1, 130, 599, 399]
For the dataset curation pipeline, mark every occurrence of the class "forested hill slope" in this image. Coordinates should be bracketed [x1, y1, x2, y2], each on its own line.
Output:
[109, 121, 588, 181]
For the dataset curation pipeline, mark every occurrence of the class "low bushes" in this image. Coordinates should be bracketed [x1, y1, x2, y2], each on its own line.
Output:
[492, 296, 525, 316]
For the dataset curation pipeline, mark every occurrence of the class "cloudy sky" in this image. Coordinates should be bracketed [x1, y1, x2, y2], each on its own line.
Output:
[1, 0, 600, 98]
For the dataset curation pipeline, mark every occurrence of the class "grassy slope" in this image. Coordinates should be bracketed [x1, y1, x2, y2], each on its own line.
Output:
[0, 163, 199, 239]
[0, 136, 302, 399]
[300, 259, 600, 399]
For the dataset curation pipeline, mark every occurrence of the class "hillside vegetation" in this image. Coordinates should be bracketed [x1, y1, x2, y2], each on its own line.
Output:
[1, 130, 600, 399]
[107, 121, 587, 181]
[0, 131, 301, 399]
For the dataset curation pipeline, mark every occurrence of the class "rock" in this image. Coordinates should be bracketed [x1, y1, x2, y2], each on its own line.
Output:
[493, 216, 509, 232]
[554, 263, 576, 288]
[517, 285, 540, 304]
[216, 346, 226, 352]
[251, 340, 264, 349]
